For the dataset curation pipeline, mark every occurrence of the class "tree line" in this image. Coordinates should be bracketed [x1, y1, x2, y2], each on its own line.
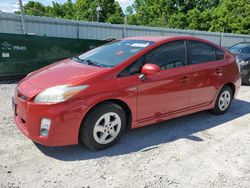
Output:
[19, 0, 250, 34]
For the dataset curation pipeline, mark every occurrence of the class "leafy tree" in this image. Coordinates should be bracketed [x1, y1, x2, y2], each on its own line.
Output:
[125, 6, 134, 15]
[127, 0, 250, 34]
[18, 0, 250, 34]
[62, 0, 74, 19]
[210, 0, 250, 34]
[23, 1, 48, 16]
[20, 0, 124, 24]
[106, 2, 124, 24]
[73, 0, 93, 21]
[73, 0, 124, 23]
[48, 2, 65, 18]
[167, 12, 188, 29]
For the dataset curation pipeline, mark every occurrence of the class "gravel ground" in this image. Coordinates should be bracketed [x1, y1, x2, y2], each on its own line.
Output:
[0, 80, 250, 188]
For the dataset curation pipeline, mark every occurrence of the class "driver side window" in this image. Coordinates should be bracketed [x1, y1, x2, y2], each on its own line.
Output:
[118, 57, 144, 77]
[118, 40, 187, 77]
[144, 40, 186, 70]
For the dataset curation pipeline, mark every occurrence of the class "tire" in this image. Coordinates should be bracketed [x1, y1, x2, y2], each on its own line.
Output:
[80, 102, 126, 150]
[211, 86, 233, 115]
[242, 73, 250, 85]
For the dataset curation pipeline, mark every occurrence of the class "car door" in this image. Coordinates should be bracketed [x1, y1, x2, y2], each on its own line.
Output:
[187, 40, 224, 107]
[137, 40, 191, 121]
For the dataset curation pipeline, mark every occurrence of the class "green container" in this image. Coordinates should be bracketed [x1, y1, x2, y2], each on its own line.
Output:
[0, 33, 107, 79]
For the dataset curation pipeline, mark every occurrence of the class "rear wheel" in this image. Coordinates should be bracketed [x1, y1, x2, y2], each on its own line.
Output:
[211, 86, 233, 115]
[80, 102, 126, 150]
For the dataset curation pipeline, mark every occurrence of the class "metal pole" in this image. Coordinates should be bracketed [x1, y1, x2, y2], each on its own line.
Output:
[92, 9, 94, 22]
[96, 6, 101, 22]
[219, 34, 222, 46]
[220, 27, 225, 47]
[77, 23, 79, 39]
[123, 15, 127, 38]
[18, 0, 26, 34]
[97, 10, 99, 22]
[96, 0, 100, 22]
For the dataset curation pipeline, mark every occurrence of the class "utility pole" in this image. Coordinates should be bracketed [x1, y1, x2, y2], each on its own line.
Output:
[18, 0, 26, 34]
[123, 15, 128, 38]
[96, 6, 101, 22]
[96, 0, 102, 22]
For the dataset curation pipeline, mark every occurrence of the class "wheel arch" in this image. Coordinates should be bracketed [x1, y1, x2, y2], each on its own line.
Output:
[223, 82, 236, 97]
[212, 82, 236, 108]
[106, 99, 132, 129]
[79, 98, 132, 134]
[211, 82, 236, 114]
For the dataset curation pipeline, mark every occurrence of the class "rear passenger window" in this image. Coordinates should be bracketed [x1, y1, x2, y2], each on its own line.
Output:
[215, 48, 225, 60]
[189, 41, 216, 64]
[144, 40, 186, 70]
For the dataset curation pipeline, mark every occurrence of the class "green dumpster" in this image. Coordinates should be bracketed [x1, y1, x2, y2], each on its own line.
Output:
[0, 33, 107, 79]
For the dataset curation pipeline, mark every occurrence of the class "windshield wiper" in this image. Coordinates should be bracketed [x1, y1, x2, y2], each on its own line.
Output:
[72, 57, 103, 67]
[85, 59, 103, 67]
[72, 56, 84, 63]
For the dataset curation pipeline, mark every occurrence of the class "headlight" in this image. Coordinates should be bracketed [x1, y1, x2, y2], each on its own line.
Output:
[238, 60, 249, 66]
[34, 85, 89, 103]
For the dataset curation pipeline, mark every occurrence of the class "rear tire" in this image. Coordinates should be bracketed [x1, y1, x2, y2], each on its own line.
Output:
[211, 86, 233, 115]
[80, 102, 126, 150]
[242, 73, 250, 85]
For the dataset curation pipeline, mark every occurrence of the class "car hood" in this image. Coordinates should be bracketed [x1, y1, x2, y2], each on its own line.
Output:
[20, 58, 108, 90]
[236, 53, 250, 61]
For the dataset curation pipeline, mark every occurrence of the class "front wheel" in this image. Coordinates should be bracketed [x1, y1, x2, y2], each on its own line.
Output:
[211, 86, 233, 115]
[80, 102, 126, 150]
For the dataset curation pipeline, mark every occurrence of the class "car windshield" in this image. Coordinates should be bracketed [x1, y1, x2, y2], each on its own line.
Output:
[229, 43, 250, 54]
[74, 40, 155, 67]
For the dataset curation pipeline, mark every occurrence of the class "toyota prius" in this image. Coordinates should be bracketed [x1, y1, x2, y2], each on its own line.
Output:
[13, 36, 241, 150]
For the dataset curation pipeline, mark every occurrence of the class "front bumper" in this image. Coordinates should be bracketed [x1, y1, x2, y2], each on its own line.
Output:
[13, 95, 86, 146]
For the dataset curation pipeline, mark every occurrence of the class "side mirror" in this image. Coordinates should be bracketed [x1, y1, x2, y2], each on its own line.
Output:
[141, 63, 160, 75]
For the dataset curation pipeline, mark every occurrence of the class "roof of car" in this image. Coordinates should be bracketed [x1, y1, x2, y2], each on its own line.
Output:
[123, 36, 226, 51]
[231, 42, 250, 47]
[123, 36, 172, 42]
[123, 36, 213, 43]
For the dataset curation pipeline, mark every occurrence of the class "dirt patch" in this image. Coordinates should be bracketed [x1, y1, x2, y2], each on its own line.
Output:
[0, 81, 250, 188]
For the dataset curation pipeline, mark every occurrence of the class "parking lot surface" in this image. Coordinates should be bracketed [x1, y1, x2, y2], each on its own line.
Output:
[0, 80, 250, 188]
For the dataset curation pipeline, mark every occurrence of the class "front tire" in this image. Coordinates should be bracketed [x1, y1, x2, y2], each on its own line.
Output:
[211, 86, 233, 115]
[80, 102, 126, 150]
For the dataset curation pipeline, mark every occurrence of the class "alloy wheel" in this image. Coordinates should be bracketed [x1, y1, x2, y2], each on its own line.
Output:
[218, 90, 231, 111]
[93, 112, 122, 145]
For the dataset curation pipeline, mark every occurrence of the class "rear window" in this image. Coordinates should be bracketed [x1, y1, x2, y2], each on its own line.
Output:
[189, 41, 216, 64]
[215, 48, 225, 60]
[189, 40, 224, 64]
[77, 40, 155, 67]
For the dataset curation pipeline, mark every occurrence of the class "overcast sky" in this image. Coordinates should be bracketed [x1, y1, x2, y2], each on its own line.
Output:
[0, 0, 134, 13]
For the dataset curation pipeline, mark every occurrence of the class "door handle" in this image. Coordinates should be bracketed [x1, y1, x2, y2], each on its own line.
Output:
[215, 67, 223, 76]
[180, 75, 190, 83]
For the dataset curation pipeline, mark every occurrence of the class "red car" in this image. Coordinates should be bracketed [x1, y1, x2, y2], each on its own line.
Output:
[13, 36, 241, 150]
